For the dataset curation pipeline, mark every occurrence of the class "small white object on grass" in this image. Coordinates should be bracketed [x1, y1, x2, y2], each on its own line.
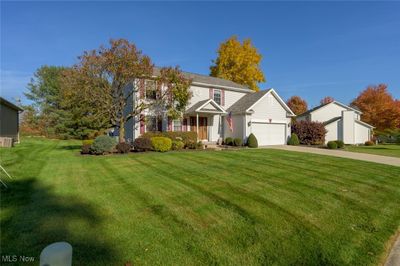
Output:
[40, 242, 72, 266]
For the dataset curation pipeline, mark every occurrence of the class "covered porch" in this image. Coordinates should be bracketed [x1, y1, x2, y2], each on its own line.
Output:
[184, 99, 227, 142]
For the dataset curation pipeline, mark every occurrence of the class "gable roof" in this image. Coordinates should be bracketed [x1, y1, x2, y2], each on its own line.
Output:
[355, 119, 374, 128]
[298, 101, 362, 117]
[228, 88, 295, 116]
[323, 116, 342, 126]
[186, 99, 226, 114]
[228, 90, 271, 113]
[153, 67, 252, 92]
[0, 97, 23, 111]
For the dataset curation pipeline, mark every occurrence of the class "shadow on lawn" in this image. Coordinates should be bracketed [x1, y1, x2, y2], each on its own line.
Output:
[0, 178, 118, 265]
[57, 144, 82, 150]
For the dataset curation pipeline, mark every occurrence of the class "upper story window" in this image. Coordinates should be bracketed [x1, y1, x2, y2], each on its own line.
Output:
[213, 89, 221, 105]
[145, 80, 157, 100]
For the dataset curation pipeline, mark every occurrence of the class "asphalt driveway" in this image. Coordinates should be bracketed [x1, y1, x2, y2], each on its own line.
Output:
[267, 145, 400, 167]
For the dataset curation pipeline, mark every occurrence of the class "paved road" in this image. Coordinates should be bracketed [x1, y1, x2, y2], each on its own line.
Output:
[266, 145, 400, 167]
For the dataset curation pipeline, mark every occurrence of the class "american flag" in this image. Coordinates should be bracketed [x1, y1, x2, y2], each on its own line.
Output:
[226, 112, 233, 132]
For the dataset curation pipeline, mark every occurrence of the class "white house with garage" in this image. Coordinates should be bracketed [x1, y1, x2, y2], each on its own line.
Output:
[296, 101, 374, 144]
[124, 68, 295, 145]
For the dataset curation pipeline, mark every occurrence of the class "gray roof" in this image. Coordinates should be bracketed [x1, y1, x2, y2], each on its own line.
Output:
[153, 67, 251, 91]
[323, 116, 341, 125]
[228, 89, 271, 113]
[185, 99, 210, 113]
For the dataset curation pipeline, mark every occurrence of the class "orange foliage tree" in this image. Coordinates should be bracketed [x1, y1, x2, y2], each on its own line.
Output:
[351, 84, 400, 130]
[320, 96, 334, 105]
[286, 96, 308, 115]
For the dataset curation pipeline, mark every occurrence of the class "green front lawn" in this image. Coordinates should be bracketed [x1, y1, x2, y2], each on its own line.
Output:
[345, 144, 400, 158]
[1, 138, 400, 265]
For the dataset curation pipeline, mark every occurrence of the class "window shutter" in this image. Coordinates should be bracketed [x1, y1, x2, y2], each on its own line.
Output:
[140, 114, 145, 134]
[139, 79, 145, 99]
[168, 117, 172, 131]
[183, 118, 187, 132]
[209, 88, 213, 99]
[221, 90, 225, 106]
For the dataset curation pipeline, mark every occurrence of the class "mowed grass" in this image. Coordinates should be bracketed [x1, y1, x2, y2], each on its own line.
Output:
[1, 138, 400, 266]
[345, 144, 400, 158]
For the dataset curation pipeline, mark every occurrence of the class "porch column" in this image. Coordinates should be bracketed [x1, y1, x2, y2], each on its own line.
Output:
[196, 113, 199, 140]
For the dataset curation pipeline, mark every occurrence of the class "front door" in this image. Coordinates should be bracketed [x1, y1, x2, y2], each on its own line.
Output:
[190, 116, 208, 140]
[199, 117, 208, 140]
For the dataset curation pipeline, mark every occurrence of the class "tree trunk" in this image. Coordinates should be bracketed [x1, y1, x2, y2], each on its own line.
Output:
[119, 118, 125, 143]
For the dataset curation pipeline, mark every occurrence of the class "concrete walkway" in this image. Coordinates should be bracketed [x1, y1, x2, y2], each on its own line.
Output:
[385, 233, 400, 266]
[265, 145, 400, 167]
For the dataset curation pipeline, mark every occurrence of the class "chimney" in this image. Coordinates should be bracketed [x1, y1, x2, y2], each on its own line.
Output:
[342, 110, 355, 144]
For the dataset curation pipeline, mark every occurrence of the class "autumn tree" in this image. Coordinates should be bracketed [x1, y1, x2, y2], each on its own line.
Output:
[286, 96, 308, 115]
[320, 96, 334, 105]
[64, 39, 192, 143]
[351, 84, 400, 130]
[210, 36, 265, 91]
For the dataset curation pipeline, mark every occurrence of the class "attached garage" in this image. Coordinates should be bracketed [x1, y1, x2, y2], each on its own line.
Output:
[251, 122, 286, 146]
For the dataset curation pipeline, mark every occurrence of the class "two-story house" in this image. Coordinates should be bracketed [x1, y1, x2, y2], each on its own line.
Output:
[124, 68, 295, 146]
[296, 101, 374, 144]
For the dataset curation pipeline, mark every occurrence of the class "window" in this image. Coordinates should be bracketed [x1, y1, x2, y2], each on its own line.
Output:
[213, 89, 221, 105]
[173, 119, 182, 132]
[146, 116, 162, 132]
[145, 80, 157, 100]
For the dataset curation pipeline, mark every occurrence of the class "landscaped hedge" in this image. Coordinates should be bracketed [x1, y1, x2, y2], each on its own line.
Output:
[141, 131, 197, 147]
[291, 121, 327, 145]
[287, 133, 300, 145]
[151, 137, 172, 152]
[171, 140, 184, 150]
[247, 133, 258, 148]
[365, 140, 374, 146]
[133, 137, 152, 152]
[233, 138, 242, 146]
[225, 137, 233, 145]
[327, 141, 337, 149]
[91, 135, 117, 155]
[335, 140, 345, 148]
[116, 142, 131, 153]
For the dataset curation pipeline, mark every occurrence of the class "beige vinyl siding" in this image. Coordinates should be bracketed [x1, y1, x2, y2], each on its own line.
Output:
[311, 103, 347, 122]
[189, 85, 248, 109]
[251, 93, 287, 122]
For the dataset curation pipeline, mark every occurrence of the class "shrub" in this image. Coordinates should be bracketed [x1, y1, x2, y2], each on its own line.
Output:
[91, 135, 117, 155]
[233, 138, 243, 146]
[82, 139, 94, 146]
[142, 131, 197, 147]
[151, 137, 172, 152]
[133, 137, 152, 152]
[335, 140, 345, 148]
[365, 140, 374, 146]
[225, 137, 233, 146]
[287, 133, 300, 145]
[291, 121, 327, 145]
[116, 142, 131, 153]
[171, 140, 184, 150]
[327, 141, 337, 149]
[196, 141, 204, 149]
[247, 133, 258, 148]
[187, 141, 203, 150]
[81, 144, 91, 154]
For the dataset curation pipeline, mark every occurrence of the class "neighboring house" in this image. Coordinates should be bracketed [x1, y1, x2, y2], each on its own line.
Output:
[296, 101, 374, 144]
[0, 97, 23, 143]
[124, 68, 295, 145]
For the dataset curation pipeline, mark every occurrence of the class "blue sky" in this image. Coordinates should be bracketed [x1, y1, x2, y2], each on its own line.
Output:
[1, 1, 399, 108]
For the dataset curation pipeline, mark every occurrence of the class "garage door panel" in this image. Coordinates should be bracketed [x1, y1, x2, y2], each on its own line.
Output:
[252, 123, 286, 145]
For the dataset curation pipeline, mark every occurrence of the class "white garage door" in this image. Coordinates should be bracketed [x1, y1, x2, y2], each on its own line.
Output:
[251, 123, 286, 146]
